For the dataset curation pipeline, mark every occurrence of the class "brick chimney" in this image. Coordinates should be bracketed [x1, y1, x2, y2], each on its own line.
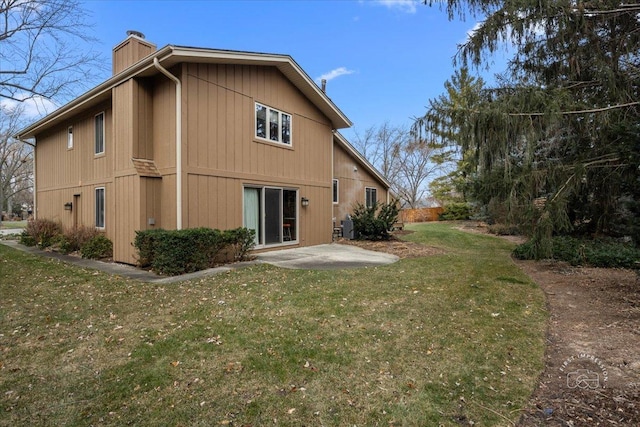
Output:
[112, 30, 156, 75]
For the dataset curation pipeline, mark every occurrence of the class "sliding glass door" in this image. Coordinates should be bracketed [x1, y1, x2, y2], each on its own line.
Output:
[244, 186, 298, 246]
[243, 188, 261, 245]
[264, 188, 281, 244]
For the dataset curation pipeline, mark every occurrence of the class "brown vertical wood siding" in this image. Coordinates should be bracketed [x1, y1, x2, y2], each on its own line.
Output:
[33, 60, 353, 263]
[114, 175, 139, 262]
[332, 141, 388, 223]
[111, 77, 160, 263]
[35, 104, 114, 237]
[112, 36, 156, 75]
[182, 63, 334, 247]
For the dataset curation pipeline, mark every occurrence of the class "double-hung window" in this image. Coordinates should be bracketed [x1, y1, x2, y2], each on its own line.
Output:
[95, 187, 105, 229]
[365, 187, 377, 209]
[95, 112, 105, 155]
[255, 103, 291, 145]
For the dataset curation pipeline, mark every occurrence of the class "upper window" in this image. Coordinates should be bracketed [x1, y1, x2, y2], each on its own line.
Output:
[365, 187, 377, 209]
[333, 179, 339, 204]
[95, 187, 105, 229]
[95, 112, 105, 155]
[255, 103, 291, 145]
[67, 126, 73, 149]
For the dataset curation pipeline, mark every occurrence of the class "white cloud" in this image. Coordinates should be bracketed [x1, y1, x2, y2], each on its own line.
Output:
[316, 67, 356, 83]
[372, 0, 418, 14]
[463, 15, 546, 46]
[0, 96, 59, 121]
[462, 21, 483, 45]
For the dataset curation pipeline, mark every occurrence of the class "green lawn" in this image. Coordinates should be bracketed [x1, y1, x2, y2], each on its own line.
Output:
[0, 223, 546, 426]
[0, 220, 27, 229]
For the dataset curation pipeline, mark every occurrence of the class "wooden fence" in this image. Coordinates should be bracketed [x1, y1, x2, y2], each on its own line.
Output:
[400, 207, 443, 223]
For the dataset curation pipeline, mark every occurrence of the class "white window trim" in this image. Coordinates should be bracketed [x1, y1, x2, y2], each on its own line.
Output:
[67, 126, 73, 149]
[95, 112, 105, 155]
[365, 187, 377, 208]
[95, 187, 105, 229]
[332, 179, 339, 204]
[254, 102, 292, 146]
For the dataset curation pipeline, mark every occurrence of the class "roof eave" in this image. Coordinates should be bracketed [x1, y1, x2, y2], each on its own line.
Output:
[333, 132, 391, 189]
[15, 45, 174, 140]
[166, 47, 351, 129]
[15, 45, 351, 140]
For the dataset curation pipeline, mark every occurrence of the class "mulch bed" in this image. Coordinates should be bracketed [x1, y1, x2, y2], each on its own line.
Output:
[336, 231, 445, 259]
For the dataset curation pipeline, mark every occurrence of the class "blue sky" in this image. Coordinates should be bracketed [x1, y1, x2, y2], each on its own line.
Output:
[67, 1, 503, 142]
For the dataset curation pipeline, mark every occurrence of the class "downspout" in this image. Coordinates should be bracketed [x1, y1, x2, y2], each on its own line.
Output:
[19, 139, 36, 220]
[331, 131, 335, 235]
[153, 57, 182, 229]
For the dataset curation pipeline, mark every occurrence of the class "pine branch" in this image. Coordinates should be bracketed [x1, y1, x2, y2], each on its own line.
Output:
[578, 4, 640, 15]
[507, 101, 640, 116]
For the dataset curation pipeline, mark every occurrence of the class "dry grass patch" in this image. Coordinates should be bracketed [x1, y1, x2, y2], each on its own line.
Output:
[0, 223, 546, 426]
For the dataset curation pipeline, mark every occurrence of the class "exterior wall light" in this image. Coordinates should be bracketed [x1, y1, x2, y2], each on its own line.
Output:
[301, 197, 310, 207]
[64, 202, 73, 211]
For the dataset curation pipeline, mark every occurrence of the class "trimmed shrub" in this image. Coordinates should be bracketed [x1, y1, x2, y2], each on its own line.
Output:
[351, 201, 399, 241]
[133, 229, 168, 268]
[19, 231, 37, 247]
[52, 234, 72, 254]
[20, 219, 63, 248]
[133, 227, 256, 276]
[154, 228, 226, 275]
[20, 221, 104, 254]
[80, 234, 113, 260]
[513, 236, 640, 269]
[378, 201, 400, 231]
[152, 230, 200, 275]
[56, 226, 102, 254]
[223, 227, 257, 261]
[438, 202, 472, 221]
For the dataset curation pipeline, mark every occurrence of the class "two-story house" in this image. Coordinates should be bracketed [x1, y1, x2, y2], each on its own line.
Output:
[16, 33, 390, 264]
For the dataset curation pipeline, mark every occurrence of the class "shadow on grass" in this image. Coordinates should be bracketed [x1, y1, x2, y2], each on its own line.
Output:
[0, 223, 546, 426]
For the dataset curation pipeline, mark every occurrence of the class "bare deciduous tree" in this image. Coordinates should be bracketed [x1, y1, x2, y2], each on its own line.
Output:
[1, 0, 104, 226]
[352, 123, 451, 208]
[394, 137, 448, 209]
[0, 0, 103, 102]
[0, 105, 33, 224]
[352, 122, 405, 188]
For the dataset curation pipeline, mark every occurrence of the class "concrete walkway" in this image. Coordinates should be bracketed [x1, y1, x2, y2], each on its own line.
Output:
[254, 243, 398, 270]
[1, 240, 398, 283]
